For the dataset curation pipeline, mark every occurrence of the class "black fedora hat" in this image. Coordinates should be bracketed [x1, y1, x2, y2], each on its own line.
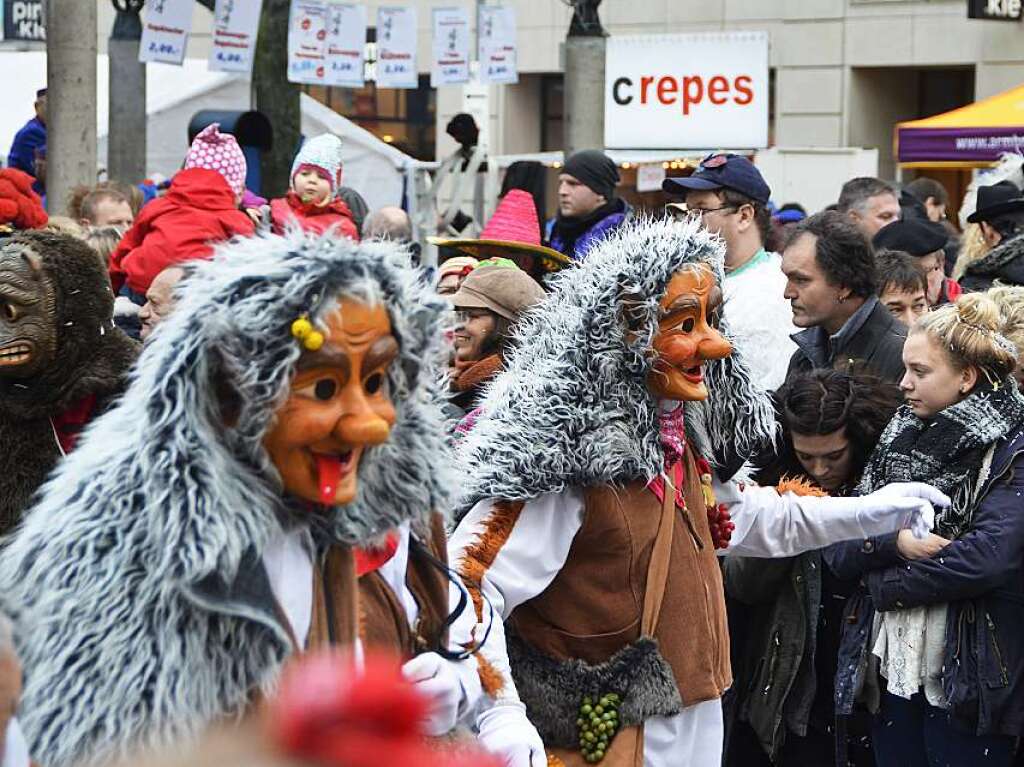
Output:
[967, 180, 1024, 224]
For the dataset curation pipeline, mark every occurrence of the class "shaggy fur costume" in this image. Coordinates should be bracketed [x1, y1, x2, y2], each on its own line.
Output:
[0, 231, 138, 531]
[0, 230, 451, 767]
[507, 632, 682, 748]
[457, 215, 776, 511]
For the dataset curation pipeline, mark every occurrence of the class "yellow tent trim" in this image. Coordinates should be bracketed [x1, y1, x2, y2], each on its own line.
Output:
[898, 83, 1024, 130]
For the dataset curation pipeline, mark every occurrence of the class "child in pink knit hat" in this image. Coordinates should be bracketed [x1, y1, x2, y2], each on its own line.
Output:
[109, 124, 255, 304]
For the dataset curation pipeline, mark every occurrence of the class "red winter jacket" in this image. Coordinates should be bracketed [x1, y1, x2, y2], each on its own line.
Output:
[109, 168, 255, 294]
[270, 192, 360, 240]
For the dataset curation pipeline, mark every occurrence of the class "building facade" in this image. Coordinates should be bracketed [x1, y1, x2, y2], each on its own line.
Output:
[94, 0, 1024, 179]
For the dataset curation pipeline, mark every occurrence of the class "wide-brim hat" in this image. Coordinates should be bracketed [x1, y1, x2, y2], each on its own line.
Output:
[430, 189, 571, 274]
[967, 180, 1024, 224]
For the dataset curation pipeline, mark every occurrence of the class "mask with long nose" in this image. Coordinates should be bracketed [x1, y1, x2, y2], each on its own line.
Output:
[263, 297, 398, 506]
[646, 264, 733, 401]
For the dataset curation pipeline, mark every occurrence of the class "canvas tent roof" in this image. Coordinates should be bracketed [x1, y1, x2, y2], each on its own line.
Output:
[0, 52, 419, 211]
[896, 83, 1024, 168]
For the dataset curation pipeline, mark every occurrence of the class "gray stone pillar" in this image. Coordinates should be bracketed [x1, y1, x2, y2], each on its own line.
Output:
[45, 0, 97, 214]
[108, 3, 146, 184]
[563, 30, 606, 156]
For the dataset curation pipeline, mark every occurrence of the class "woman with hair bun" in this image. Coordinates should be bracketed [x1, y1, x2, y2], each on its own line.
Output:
[828, 292, 1024, 767]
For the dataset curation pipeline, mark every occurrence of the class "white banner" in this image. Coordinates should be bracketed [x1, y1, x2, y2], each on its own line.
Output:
[139, 0, 193, 65]
[208, 0, 263, 74]
[287, 0, 327, 85]
[376, 6, 418, 88]
[478, 5, 517, 84]
[324, 2, 366, 87]
[604, 32, 769, 150]
[431, 7, 469, 87]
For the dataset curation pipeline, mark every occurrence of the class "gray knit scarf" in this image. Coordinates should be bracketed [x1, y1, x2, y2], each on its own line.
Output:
[858, 381, 1024, 538]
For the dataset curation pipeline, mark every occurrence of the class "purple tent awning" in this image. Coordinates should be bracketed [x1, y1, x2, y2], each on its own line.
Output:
[898, 126, 1024, 164]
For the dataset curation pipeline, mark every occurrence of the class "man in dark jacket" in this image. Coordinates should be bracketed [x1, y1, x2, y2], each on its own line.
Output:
[959, 180, 1024, 293]
[546, 149, 630, 261]
[783, 211, 906, 383]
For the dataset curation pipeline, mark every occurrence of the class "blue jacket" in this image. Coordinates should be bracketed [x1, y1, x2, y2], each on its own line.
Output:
[7, 116, 45, 178]
[826, 425, 1024, 736]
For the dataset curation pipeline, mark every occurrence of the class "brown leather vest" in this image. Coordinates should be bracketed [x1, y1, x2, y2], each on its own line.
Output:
[510, 446, 732, 705]
[306, 544, 360, 650]
[358, 513, 451, 660]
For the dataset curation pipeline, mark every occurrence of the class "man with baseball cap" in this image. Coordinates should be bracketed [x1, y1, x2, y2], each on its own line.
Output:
[447, 258, 546, 429]
[663, 152, 796, 390]
[547, 149, 631, 261]
[960, 181, 1024, 292]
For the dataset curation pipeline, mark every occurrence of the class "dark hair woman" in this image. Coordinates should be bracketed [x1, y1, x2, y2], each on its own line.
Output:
[724, 368, 901, 767]
[827, 292, 1024, 767]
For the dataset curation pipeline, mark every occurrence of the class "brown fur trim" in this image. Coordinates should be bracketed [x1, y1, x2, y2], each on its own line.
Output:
[455, 500, 526, 698]
[457, 500, 525, 623]
[776, 475, 829, 498]
[474, 650, 506, 697]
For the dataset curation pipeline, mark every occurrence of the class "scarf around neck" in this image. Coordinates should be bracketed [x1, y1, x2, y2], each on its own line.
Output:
[858, 381, 1024, 538]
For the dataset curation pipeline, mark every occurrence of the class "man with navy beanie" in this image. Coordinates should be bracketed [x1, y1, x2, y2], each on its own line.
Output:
[663, 153, 796, 390]
[547, 149, 631, 261]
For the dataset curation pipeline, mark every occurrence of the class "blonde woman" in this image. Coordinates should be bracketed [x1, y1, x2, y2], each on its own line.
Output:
[988, 285, 1024, 388]
[828, 293, 1024, 766]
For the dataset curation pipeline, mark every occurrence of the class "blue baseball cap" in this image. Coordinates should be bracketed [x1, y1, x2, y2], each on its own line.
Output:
[662, 153, 771, 205]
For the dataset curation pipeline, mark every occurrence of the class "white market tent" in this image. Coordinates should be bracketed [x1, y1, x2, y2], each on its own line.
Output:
[0, 52, 421, 212]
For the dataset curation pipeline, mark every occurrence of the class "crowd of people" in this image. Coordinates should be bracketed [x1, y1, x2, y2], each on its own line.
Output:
[2, 97, 1024, 767]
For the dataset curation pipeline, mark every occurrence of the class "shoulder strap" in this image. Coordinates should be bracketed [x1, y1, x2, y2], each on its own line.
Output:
[641, 470, 676, 636]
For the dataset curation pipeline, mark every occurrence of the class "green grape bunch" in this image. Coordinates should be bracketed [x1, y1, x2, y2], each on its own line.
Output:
[575, 692, 621, 763]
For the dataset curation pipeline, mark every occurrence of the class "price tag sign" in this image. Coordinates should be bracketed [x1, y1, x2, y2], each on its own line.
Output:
[376, 6, 418, 89]
[324, 2, 366, 87]
[287, 0, 327, 85]
[208, 0, 263, 74]
[478, 5, 517, 84]
[139, 0, 194, 65]
[431, 7, 470, 86]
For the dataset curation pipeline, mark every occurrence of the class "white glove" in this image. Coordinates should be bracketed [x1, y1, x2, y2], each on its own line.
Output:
[401, 652, 465, 736]
[477, 702, 547, 767]
[853, 482, 947, 539]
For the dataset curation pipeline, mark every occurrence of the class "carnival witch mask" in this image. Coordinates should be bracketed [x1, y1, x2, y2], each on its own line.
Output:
[647, 263, 732, 401]
[263, 297, 399, 507]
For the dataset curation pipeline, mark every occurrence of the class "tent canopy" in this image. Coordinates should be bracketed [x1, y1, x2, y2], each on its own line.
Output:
[896, 83, 1024, 168]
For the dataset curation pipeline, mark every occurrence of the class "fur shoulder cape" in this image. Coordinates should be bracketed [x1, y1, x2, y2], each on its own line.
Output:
[458, 216, 776, 510]
[0, 230, 452, 767]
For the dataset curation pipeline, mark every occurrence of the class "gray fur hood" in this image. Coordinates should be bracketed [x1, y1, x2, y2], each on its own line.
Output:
[458, 216, 775, 509]
[0, 230, 451, 767]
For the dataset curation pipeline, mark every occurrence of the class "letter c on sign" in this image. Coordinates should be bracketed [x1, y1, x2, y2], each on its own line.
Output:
[613, 77, 633, 105]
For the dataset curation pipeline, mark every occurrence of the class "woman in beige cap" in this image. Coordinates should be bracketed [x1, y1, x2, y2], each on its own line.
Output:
[448, 258, 546, 433]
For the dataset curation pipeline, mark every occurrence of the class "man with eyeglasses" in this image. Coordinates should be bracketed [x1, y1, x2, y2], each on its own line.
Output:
[663, 153, 796, 390]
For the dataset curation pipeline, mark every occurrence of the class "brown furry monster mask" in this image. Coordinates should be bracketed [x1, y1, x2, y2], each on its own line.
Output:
[0, 231, 138, 532]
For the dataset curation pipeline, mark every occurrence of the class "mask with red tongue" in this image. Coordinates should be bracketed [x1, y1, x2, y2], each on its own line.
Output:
[264, 297, 399, 509]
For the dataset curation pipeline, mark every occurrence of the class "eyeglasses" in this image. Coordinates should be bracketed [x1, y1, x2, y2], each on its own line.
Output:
[666, 204, 738, 222]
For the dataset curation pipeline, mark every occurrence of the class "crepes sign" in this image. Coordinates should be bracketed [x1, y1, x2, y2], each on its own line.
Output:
[604, 32, 769, 150]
